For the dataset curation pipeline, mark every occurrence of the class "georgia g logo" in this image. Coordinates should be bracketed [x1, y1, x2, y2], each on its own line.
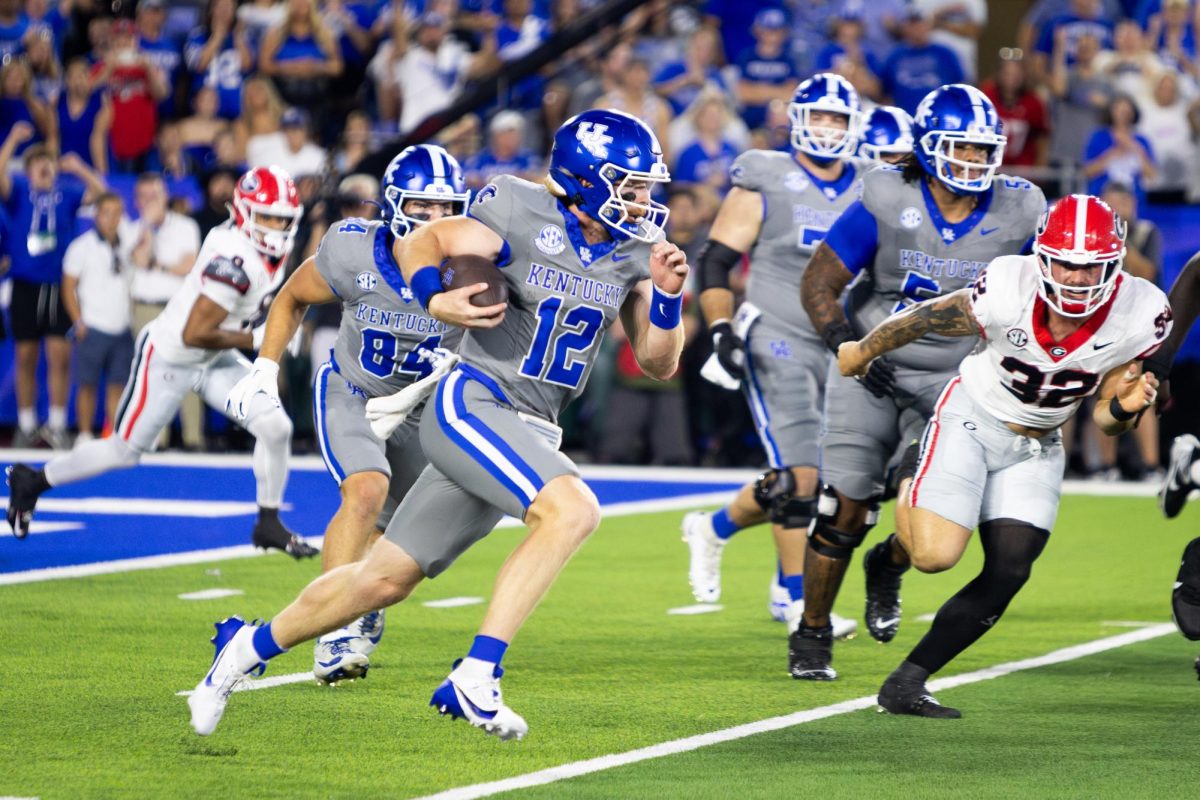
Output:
[239, 172, 260, 194]
[576, 122, 613, 159]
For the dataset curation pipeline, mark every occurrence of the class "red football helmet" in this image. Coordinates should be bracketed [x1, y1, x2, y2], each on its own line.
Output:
[232, 166, 303, 259]
[1033, 194, 1126, 317]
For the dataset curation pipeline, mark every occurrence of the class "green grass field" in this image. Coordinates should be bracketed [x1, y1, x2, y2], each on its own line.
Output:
[1, 494, 1197, 799]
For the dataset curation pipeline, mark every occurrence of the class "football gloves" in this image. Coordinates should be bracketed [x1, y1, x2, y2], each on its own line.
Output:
[710, 320, 745, 378]
[226, 357, 281, 421]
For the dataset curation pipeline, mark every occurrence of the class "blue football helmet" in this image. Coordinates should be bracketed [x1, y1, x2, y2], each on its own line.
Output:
[788, 73, 862, 160]
[548, 108, 671, 242]
[857, 105, 914, 164]
[382, 144, 471, 237]
[912, 84, 1007, 194]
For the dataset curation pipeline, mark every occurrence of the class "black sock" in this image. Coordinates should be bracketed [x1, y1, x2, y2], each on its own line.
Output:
[878, 533, 910, 573]
[906, 520, 1048, 675]
[890, 660, 930, 683]
[258, 506, 280, 525]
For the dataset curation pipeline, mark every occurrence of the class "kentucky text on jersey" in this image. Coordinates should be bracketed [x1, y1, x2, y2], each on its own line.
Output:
[525, 263, 625, 309]
[354, 303, 449, 334]
[792, 204, 843, 231]
[899, 249, 988, 281]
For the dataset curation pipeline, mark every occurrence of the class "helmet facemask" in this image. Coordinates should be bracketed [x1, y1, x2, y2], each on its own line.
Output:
[789, 105, 860, 159]
[920, 130, 1006, 194]
[1035, 250, 1124, 318]
[235, 198, 302, 259]
[594, 161, 671, 242]
[385, 184, 469, 237]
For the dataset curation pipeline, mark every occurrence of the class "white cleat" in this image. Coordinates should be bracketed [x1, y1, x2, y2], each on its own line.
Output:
[682, 511, 726, 603]
[1161, 434, 1200, 519]
[784, 599, 857, 640]
[430, 661, 528, 742]
[313, 633, 370, 685]
[188, 617, 263, 736]
[768, 573, 790, 622]
[354, 609, 385, 656]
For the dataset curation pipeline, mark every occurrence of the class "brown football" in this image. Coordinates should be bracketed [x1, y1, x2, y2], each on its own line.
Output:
[440, 255, 509, 307]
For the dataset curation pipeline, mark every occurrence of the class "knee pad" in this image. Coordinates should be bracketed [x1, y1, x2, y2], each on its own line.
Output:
[1174, 536, 1200, 641]
[752, 469, 813, 528]
[752, 468, 795, 512]
[246, 407, 293, 445]
[808, 486, 879, 560]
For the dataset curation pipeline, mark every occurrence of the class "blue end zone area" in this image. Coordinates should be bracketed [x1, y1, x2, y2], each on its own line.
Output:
[0, 458, 744, 575]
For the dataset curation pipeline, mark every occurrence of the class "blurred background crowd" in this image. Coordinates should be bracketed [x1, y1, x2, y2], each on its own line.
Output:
[1, 0, 1199, 482]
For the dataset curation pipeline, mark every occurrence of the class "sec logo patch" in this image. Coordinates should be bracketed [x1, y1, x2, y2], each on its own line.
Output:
[356, 271, 377, 292]
[535, 225, 566, 256]
[1006, 329, 1028, 348]
[899, 207, 922, 229]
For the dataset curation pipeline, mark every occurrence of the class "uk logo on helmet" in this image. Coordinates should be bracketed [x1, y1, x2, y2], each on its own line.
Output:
[576, 122, 613, 159]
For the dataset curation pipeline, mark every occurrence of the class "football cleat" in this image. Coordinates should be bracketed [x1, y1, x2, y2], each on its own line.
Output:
[252, 514, 319, 559]
[783, 599, 857, 640]
[313, 635, 370, 684]
[356, 609, 385, 655]
[682, 511, 726, 603]
[1160, 434, 1199, 519]
[1172, 536, 1200, 641]
[188, 616, 266, 736]
[768, 573, 790, 622]
[863, 540, 903, 643]
[6, 464, 48, 539]
[877, 674, 961, 718]
[430, 660, 528, 742]
[788, 622, 837, 681]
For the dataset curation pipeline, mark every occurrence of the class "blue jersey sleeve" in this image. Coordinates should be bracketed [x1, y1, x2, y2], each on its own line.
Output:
[823, 200, 878, 276]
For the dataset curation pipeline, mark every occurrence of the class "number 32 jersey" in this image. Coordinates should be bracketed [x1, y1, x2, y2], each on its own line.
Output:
[463, 175, 655, 423]
[317, 219, 462, 398]
[961, 254, 1172, 429]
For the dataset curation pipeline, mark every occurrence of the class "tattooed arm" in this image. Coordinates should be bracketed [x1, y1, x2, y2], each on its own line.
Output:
[838, 288, 977, 377]
[801, 242, 856, 347]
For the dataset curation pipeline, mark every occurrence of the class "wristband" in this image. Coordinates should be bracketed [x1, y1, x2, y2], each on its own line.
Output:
[251, 356, 280, 379]
[410, 265, 444, 310]
[649, 286, 683, 329]
[1109, 395, 1137, 422]
[821, 320, 856, 354]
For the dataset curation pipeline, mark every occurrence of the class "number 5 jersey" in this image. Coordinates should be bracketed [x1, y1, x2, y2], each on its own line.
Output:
[962, 253, 1172, 429]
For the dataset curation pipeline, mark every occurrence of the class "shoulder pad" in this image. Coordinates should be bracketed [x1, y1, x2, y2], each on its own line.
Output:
[203, 256, 251, 295]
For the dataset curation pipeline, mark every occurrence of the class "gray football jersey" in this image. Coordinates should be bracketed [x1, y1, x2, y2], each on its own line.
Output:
[316, 219, 461, 398]
[733, 149, 866, 333]
[846, 167, 1046, 371]
[463, 175, 655, 422]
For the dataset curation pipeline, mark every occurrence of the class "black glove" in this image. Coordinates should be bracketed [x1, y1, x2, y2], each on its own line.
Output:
[859, 356, 898, 398]
[821, 320, 856, 354]
[710, 320, 746, 377]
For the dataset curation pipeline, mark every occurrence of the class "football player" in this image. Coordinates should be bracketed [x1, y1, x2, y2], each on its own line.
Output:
[796, 84, 1046, 679]
[224, 145, 469, 683]
[187, 109, 689, 741]
[6, 167, 314, 557]
[857, 106, 915, 165]
[837, 194, 1170, 716]
[683, 74, 864, 637]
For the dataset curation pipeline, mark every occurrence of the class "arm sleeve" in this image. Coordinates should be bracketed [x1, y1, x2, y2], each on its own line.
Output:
[822, 201, 878, 276]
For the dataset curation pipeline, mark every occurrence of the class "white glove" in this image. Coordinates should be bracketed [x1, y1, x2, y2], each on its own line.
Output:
[251, 324, 266, 350]
[700, 353, 742, 390]
[365, 349, 460, 439]
[225, 357, 281, 421]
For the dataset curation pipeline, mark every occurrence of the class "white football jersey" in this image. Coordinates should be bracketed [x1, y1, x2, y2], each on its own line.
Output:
[148, 223, 287, 366]
[960, 254, 1172, 429]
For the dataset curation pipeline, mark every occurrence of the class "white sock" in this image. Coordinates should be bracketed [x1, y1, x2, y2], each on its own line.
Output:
[48, 406, 66, 431]
[459, 656, 498, 680]
[17, 407, 36, 433]
[44, 436, 140, 487]
[246, 408, 291, 508]
[233, 626, 269, 672]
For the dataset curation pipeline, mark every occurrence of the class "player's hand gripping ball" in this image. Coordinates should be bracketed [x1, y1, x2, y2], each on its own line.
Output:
[441, 255, 509, 307]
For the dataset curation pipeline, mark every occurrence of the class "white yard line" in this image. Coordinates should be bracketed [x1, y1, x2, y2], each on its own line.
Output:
[411, 623, 1176, 800]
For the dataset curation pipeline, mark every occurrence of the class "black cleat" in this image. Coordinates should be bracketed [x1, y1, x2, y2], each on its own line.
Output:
[1172, 536, 1200, 640]
[863, 539, 904, 643]
[252, 513, 319, 560]
[877, 674, 961, 718]
[6, 464, 48, 539]
[789, 622, 837, 680]
[1160, 434, 1198, 519]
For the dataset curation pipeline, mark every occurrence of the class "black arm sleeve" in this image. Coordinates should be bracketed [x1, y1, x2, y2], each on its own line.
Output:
[698, 239, 744, 292]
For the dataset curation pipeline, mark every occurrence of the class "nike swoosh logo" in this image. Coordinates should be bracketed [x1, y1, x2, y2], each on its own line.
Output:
[1093, 342, 1114, 350]
[612, 254, 630, 263]
[455, 685, 498, 720]
[316, 658, 343, 668]
[659, 303, 668, 316]
[980, 227, 999, 236]
[876, 617, 900, 629]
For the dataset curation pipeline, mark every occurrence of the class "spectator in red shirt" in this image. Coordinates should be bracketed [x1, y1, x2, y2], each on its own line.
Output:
[980, 48, 1049, 168]
[91, 19, 169, 173]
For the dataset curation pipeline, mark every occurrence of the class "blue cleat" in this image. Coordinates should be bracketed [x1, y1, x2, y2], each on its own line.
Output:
[187, 616, 264, 736]
[430, 659, 528, 741]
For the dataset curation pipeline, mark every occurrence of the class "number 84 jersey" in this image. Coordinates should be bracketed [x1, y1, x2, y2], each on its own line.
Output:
[960, 254, 1172, 430]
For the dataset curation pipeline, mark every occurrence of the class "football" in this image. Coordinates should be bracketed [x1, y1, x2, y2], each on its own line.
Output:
[440, 255, 509, 307]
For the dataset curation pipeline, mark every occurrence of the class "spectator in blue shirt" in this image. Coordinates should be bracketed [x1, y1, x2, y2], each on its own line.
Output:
[57, 58, 111, 173]
[1149, 0, 1197, 77]
[672, 90, 740, 195]
[496, 0, 551, 112]
[0, 59, 54, 158]
[735, 7, 799, 131]
[1082, 94, 1158, 204]
[0, 125, 107, 449]
[464, 110, 542, 190]
[259, 0, 344, 112]
[185, 0, 256, 120]
[654, 28, 729, 117]
[880, 8, 965, 115]
[705, 0, 784, 66]
[24, 25, 60, 106]
[138, 0, 185, 121]
[0, 0, 28, 60]
[1033, 0, 1115, 75]
[815, 10, 884, 102]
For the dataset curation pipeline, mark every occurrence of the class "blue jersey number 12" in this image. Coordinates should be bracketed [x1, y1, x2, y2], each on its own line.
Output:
[519, 297, 605, 389]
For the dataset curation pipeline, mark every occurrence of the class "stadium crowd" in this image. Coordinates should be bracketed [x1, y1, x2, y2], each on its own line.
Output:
[0, 0, 1196, 480]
